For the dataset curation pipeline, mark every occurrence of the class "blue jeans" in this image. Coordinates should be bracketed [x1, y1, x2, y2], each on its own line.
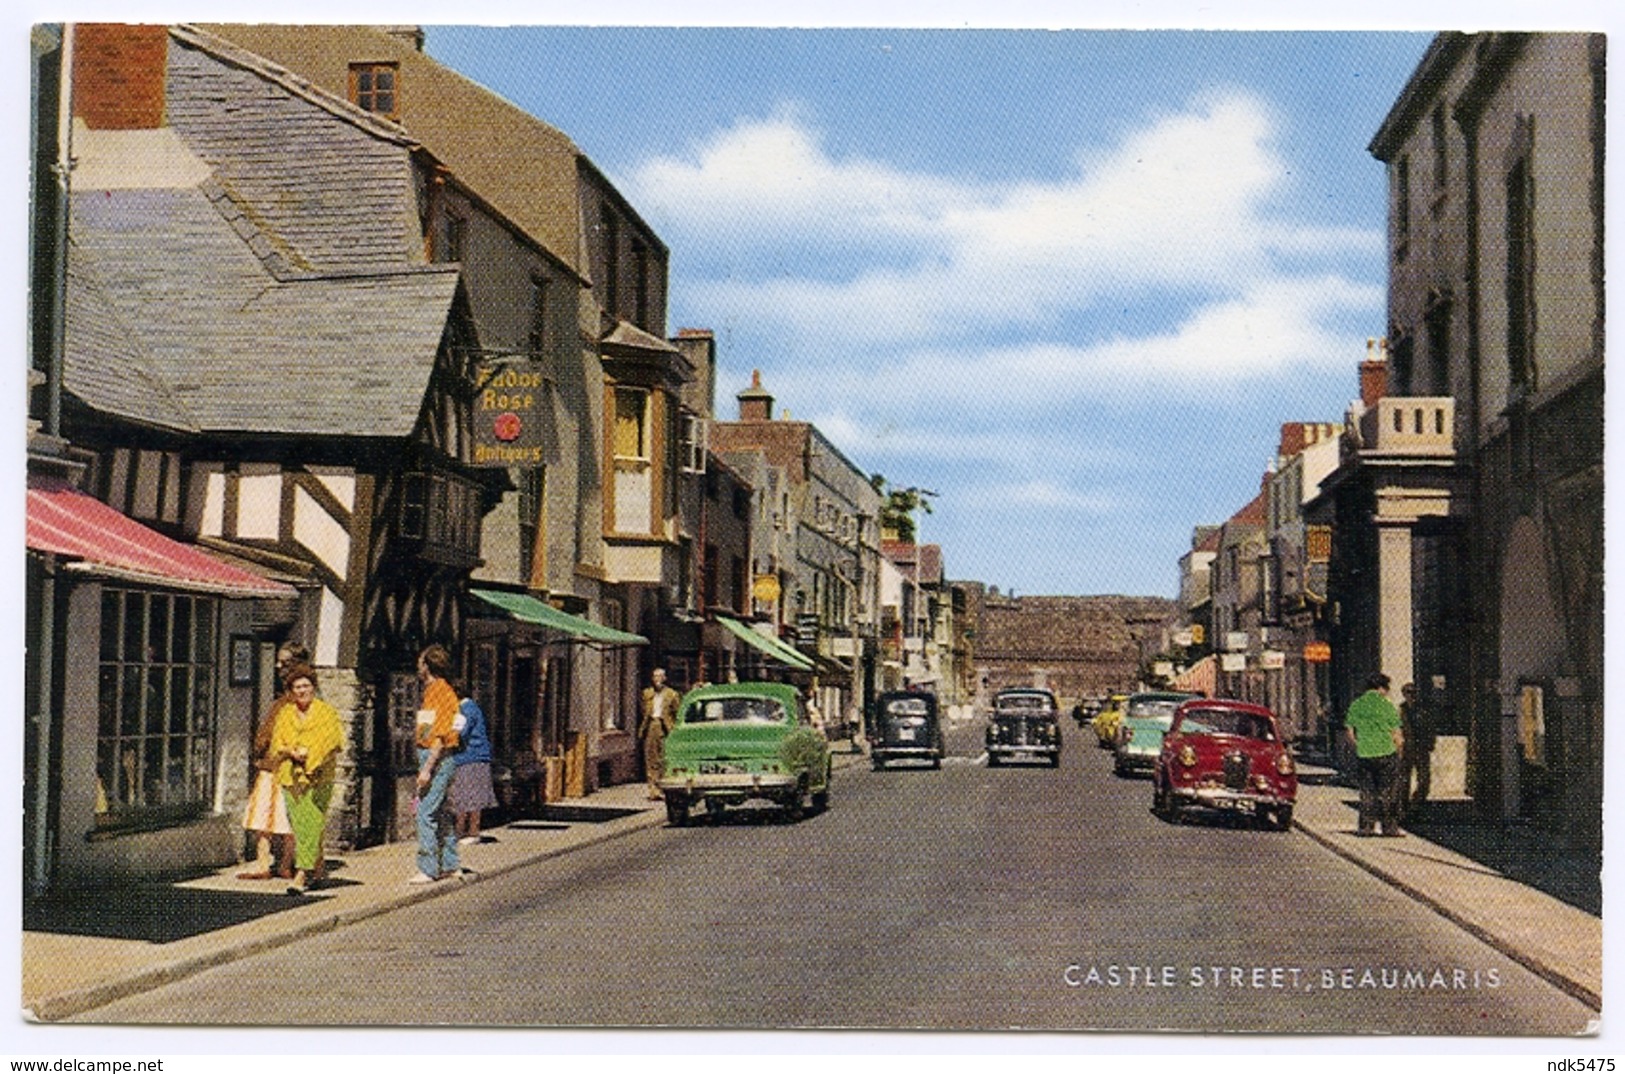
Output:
[416, 747, 459, 878]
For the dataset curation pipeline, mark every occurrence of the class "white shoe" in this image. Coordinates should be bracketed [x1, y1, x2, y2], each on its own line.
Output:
[406, 871, 438, 884]
[458, 835, 479, 846]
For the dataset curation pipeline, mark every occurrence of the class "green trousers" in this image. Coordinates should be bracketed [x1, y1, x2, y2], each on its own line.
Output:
[284, 782, 333, 871]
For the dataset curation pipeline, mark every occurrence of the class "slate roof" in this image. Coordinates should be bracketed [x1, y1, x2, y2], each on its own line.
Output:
[165, 26, 425, 276]
[195, 23, 591, 279]
[68, 125, 462, 439]
[62, 260, 200, 434]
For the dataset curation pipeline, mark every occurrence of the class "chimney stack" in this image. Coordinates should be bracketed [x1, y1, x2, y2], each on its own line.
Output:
[736, 369, 774, 422]
[1360, 338, 1389, 409]
[73, 24, 170, 130]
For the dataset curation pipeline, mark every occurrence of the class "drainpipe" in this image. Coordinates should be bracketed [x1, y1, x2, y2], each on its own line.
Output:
[47, 24, 73, 441]
[30, 25, 74, 896]
[1456, 71, 1497, 819]
[30, 560, 57, 897]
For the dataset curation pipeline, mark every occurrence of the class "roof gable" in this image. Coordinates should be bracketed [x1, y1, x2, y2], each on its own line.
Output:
[166, 28, 426, 275]
[196, 23, 588, 277]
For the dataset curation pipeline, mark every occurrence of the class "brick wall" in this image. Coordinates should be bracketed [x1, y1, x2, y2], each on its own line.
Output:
[73, 24, 169, 131]
[967, 591, 1176, 705]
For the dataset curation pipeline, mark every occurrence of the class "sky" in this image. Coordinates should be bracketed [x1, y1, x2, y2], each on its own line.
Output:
[424, 24, 1433, 599]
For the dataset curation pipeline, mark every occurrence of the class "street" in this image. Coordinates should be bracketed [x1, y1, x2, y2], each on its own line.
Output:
[81, 717, 1594, 1033]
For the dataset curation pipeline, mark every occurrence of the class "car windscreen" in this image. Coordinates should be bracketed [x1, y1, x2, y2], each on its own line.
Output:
[1126, 699, 1183, 720]
[684, 697, 789, 724]
[1177, 710, 1274, 740]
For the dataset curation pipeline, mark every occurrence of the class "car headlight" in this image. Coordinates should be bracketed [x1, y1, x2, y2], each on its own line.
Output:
[1255, 774, 1272, 791]
[1179, 745, 1197, 767]
[1275, 752, 1295, 776]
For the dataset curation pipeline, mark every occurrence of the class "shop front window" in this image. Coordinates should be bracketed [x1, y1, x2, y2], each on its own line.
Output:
[96, 588, 217, 826]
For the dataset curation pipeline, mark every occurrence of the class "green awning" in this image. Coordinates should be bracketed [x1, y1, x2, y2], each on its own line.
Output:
[470, 588, 647, 647]
[716, 615, 815, 671]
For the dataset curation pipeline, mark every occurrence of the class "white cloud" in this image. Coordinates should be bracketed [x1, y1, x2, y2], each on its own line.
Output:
[803, 407, 1134, 469]
[635, 89, 1382, 355]
[748, 274, 1379, 416]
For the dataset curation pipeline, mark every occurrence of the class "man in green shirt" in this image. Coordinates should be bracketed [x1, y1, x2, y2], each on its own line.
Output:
[1344, 672, 1405, 837]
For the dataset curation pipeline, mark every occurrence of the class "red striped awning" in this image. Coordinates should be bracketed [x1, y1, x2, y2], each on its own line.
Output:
[26, 477, 297, 598]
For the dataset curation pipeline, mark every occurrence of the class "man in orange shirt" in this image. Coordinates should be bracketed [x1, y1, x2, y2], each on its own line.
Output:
[411, 643, 465, 883]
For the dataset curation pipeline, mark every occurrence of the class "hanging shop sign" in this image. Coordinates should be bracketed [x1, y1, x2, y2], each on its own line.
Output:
[472, 360, 549, 467]
[752, 573, 782, 605]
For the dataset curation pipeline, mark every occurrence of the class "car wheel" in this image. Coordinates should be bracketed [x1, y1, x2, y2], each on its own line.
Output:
[1260, 804, 1293, 831]
[987, 752, 1001, 768]
[1152, 780, 1172, 820]
[871, 756, 884, 771]
[1049, 751, 1061, 769]
[665, 796, 690, 827]
[784, 781, 808, 822]
[931, 753, 942, 770]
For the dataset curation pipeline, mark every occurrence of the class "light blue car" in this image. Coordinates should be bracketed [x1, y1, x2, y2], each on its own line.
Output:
[1112, 692, 1200, 777]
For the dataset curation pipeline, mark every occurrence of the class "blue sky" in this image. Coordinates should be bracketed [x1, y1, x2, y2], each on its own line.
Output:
[424, 25, 1434, 599]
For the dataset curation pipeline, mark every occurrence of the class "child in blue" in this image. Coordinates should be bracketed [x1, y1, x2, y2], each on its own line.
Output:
[450, 687, 498, 846]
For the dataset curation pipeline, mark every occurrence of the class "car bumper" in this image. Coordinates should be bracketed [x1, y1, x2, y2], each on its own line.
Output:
[873, 744, 941, 758]
[658, 772, 798, 801]
[988, 744, 1059, 757]
[1116, 748, 1159, 769]
[1171, 786, 1294, 811]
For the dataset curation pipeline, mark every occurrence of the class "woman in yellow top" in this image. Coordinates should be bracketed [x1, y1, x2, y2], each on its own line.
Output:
[411, 643, 465, 884]
[270, 663, 344, 894]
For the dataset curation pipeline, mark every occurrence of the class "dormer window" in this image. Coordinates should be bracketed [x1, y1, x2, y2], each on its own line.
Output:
[349, 62, 399, 118]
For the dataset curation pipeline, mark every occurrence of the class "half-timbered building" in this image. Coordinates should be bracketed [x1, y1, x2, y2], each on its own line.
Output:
[48, 24, 501, 852]
[201, 24, 695, 794]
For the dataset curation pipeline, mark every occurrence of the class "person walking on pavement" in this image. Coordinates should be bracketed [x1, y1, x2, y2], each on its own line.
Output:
[639, 668, 681, 800]
[237, 643, 308, 880]
[1400, 682, 1436, 820]
[1345, 672, 1405, 837]
[269, 664, 344, 894]
[411, 644, 465, 884]
[449, 680, 498, 847]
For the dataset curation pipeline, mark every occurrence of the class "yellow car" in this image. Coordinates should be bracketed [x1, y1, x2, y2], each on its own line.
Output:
[1091, 694, 1130, 749]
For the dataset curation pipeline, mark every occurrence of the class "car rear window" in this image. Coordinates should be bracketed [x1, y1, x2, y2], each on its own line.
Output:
[885, 698, 930, 716]
[686, 697, 789, 724]
[996, 693, 1053, 711]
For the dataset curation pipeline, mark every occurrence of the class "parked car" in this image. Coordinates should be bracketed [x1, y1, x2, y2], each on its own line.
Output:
[658, 682, 832, 825]
[985, 687, 1062, 767]
[1152, 699, 1297, 830]
[1091, 693, 1130, 748]
[871, 691, 945, 769]
[1112, 691, 1199, 776]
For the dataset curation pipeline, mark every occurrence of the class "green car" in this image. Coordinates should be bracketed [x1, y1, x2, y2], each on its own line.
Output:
[658, 682, 832, 826]
[1112, 691, 1200, 777]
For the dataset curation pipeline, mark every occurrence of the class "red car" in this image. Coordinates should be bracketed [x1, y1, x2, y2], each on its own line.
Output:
[1152, 700, 1297, 830]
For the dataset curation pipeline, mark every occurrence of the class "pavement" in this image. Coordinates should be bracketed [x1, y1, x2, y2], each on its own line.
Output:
[21, 750, 1601, 1022]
